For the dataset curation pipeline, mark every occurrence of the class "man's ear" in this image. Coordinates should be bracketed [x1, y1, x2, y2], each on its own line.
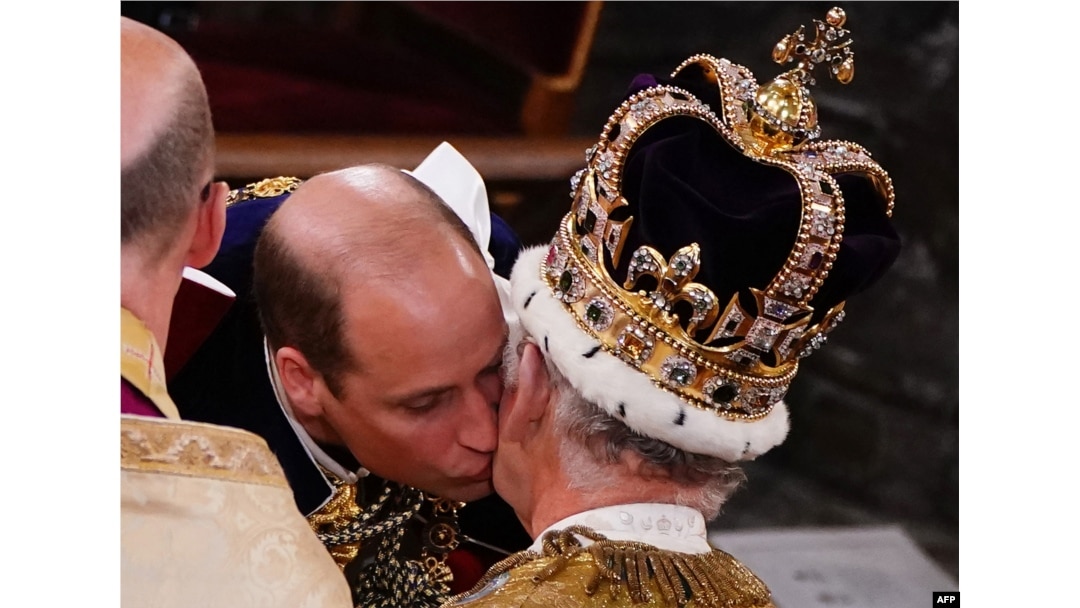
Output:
[185, 181, 228, 269]
[276, 346, 343, 445]
[503, 341, 552, 444]
[276, 346, 325, 417]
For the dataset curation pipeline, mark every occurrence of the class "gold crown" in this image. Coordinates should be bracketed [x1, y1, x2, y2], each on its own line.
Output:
[542, 7, 894, 421]
[749, 6, 855, 153]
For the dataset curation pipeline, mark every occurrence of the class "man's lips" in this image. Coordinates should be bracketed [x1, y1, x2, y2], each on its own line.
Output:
[463, 461, 493, 482]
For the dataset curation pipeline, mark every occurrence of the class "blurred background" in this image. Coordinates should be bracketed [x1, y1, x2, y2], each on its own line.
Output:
[121, 0, 959, 582]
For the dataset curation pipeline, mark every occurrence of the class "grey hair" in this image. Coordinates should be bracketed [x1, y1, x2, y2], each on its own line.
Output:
[121, 67, 214, 261]
[502, 329, 746, 521]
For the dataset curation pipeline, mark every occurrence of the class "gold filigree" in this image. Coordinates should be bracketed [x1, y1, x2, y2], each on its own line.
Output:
[772, 7, 854, 85]
[226, 176, 303, 206]
[419, 494, 465, 592]
[119, 415, 287, 488]
[303, 473, 464, 605]
[747, 7, 855, 152]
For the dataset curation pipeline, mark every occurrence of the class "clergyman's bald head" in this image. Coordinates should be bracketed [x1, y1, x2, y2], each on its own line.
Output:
[253, 164, 485, 394]
[120, 17, 214, 253]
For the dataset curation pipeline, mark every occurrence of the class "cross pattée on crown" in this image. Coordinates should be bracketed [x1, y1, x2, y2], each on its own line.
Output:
[574, 147, 635, 270]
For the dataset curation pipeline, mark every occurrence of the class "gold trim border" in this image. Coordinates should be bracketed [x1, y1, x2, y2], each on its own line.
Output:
[544, 219, 794, 420]
[120, 415, 288, 489]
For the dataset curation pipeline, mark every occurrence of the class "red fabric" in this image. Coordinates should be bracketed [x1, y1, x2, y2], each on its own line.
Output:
[165, 273, 236, 382]
[195, 60, 512, 134]
[446, 547, 490, 595]
[121, 378, 164, 418]
[405, 2, 590, 75]
[136, 2, 594, 136]
[172, 16, 520, 135]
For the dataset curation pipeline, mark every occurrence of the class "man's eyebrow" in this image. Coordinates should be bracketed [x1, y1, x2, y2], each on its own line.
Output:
[484, 335, 509, 369]
[388, 333, 507, 405]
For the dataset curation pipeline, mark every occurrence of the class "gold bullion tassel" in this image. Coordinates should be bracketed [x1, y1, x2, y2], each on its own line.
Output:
[307, 468, 363, 569]
[454, 525, 773, 607]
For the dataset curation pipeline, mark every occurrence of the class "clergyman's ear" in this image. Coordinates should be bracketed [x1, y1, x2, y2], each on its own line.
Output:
[186, 180, 228, 269]
[503, 341, 551, 443]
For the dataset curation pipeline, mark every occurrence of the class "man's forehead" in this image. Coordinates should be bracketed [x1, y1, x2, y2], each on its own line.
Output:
[274, 171, 426, 241]
[342, 260, 502, 353]
[348, 252, 497, 320]
[289, 166, 410, 206]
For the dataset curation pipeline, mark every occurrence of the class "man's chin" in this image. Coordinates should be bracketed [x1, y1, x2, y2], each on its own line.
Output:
[440, 479, 494, 503]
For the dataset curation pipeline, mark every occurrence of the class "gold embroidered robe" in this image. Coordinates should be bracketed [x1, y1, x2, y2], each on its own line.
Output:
[442, 526, 775, 608]
[121, 415, 352, 608]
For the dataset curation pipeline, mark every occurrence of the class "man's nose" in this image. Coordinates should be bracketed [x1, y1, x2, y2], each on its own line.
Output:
[459, 387, 498, 453]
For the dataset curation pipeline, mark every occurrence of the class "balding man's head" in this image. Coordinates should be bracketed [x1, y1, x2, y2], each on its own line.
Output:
[258, 165, 507, 501]
[121, 17, 214, 257]
[253, 165, 485, 395]
[268, 165, 480, 280]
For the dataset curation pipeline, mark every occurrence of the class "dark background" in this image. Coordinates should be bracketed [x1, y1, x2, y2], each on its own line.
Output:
[123, 1, 959, 580]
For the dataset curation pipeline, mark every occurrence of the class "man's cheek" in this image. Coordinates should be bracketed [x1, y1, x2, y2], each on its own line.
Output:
[479, 373, 504, 406]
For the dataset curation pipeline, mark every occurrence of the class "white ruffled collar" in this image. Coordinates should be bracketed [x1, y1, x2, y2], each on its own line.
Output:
[264, 338, 368, 487]
[528, 503, 712, 554]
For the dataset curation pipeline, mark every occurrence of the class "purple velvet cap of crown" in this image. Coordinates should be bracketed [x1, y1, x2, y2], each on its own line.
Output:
[605, 73, 900, 329]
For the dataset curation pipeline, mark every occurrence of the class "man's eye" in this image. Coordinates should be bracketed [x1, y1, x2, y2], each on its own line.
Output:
[405, 399, 437, 411]
[403, 392, 447, 412]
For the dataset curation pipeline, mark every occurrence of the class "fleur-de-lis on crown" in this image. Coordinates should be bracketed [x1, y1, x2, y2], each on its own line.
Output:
[624, 243, 720, 335]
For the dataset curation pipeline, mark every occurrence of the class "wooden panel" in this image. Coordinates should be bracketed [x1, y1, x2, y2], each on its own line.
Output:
[214, 134, 597, 183]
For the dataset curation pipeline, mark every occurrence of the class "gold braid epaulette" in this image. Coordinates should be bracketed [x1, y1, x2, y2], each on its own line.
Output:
[226, 176, 303, 206]
[307, 466, 365, 569]
[306, 468, 463, 607]
[442, 526, 775, 607]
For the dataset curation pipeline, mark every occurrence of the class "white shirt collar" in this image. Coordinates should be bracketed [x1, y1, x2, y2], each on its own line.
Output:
[264, 337, 369, 488]
[528, 503, 712, 555]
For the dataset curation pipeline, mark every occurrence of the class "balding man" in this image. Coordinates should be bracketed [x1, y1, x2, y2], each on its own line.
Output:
[120, 17, 351, 607]
[120, 15, 225, 418]
[171, 151, 530, 606]
[257, 166, 505, 503]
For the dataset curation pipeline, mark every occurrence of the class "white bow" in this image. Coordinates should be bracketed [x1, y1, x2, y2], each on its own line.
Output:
[405, 142, 517, 325]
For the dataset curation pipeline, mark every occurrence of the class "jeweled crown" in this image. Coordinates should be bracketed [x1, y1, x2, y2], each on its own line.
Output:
[749, 6, 855, 153]
[542, 7, 896, 422]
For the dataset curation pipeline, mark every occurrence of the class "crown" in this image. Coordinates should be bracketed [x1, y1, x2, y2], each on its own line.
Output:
[538, 7, 895, 428]
[747, 6, 856, 153]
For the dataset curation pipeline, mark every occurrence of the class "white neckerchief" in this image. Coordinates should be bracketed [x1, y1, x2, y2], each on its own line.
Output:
[404, 141, 516, 326]
[528, 503, 712, 555]
[264, 338, 368, 492]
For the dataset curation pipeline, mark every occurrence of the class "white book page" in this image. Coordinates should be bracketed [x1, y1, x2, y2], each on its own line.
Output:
[709, 525, 957, 608]
[181, 266, 236, 298]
